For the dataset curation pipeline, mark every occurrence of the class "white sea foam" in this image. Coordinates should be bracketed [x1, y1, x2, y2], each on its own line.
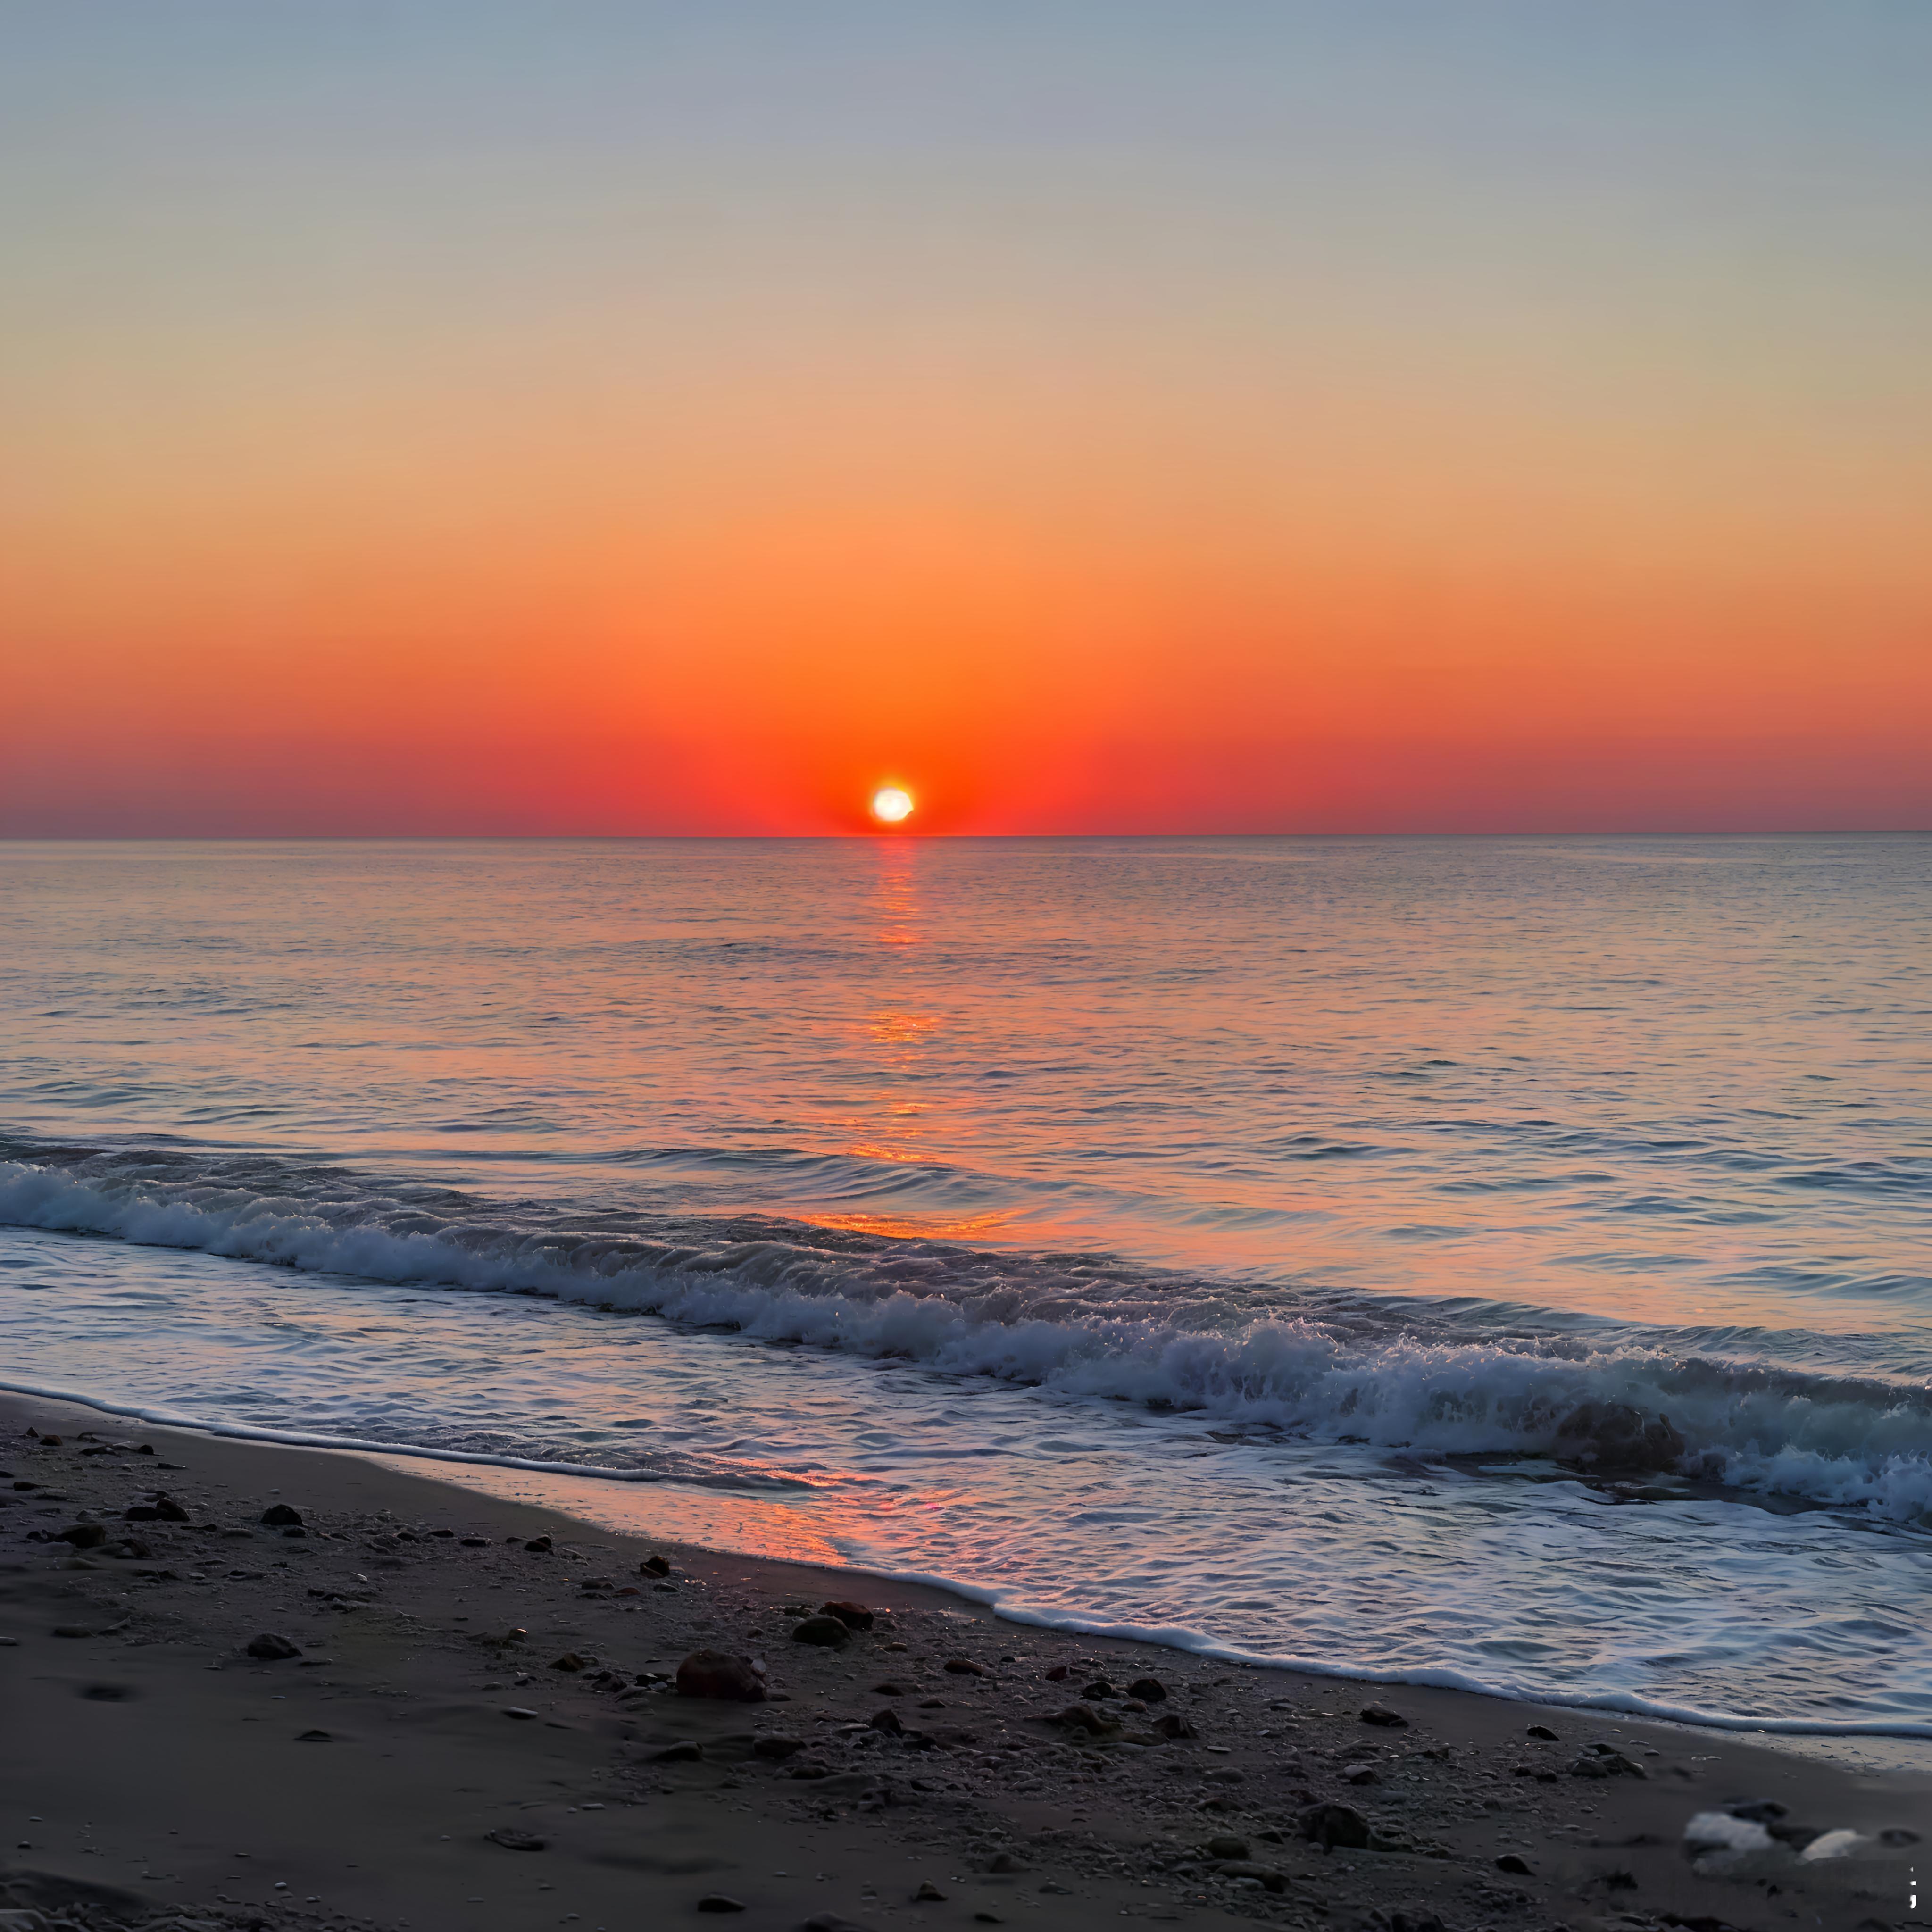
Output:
[6, 1153, 1930, 1520]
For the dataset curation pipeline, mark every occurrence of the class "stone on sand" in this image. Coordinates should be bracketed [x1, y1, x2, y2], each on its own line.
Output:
[791, 1615, 852, 1648]
[244, 1633, 302, 1660]
[676, 1649, 768, 1700]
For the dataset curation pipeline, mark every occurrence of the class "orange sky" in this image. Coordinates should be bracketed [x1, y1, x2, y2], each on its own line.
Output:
[3, 4, 1929, 835]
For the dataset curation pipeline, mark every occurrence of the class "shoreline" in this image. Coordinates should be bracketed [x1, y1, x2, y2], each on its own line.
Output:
[4, 1388, 1927, 1932]
[13, 1372, 1932, 1757]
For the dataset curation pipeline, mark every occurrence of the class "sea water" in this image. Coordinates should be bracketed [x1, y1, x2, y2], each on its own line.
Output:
[2, 834, 1929, 1731]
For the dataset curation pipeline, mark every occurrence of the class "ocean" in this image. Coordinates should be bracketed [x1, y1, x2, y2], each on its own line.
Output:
[3, 834, 1930, 1734]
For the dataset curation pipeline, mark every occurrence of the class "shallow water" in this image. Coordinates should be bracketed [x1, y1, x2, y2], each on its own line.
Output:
[3, 835, 1930, 1728]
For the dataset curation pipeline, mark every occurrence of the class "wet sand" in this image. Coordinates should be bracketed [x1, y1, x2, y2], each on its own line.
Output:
[3, 1389, 1925, 1932]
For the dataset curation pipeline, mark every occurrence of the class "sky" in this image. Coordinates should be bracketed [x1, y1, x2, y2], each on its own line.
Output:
[2, 1, 1929, 836]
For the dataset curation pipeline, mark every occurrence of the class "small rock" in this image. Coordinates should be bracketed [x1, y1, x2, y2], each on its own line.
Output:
[549, 1652, 587, 1673]
[502, 1707, 539, 1720]
[57, 1523, 108, 1549]
[259, 1504, 303, 1527]
[802, 1918, 872, 1932]
[697, 1897, 746, 1914]
[972, 1915, 1002, 1925]
[1297, 1802, 1372, 1852]
[1047, 1703, 1119, 1736]
[984, 1852, 1024, 1874]
[676, 1649, 768, 1701]
[1127, 1676, 1167, 1702]
[821, 1599, 874, 1630]
[1204, 1767, 1245, 1786]
[650, 1740, 703, 1763]
[870, 1681, 908, 1696]
[791, 1615, 852, 1648]
[244, 1633, 302, 1660]
[522, 1535, 552, 1553]
[1344, 1767, 1379, 1786]
[753, 1735, 807, 1759]
[1496, 1853, 1532, 1874]
[1081, 1678, 1117, 1700]
[461, 1536, 491, 1546]
[1214, 1862, 1286, 1894]
[1206, 1837, 1250, 1860]
[1153, 1713, 1198, 1740]
[1359, 1704, 1408, 1728]
[1043, 1664, 1070, 1682]
[913, 1882, 946, 1901]
[640, 1553, 673, 1576]
[485, 1828, 546, 1851]
[943, 1657, 986, 1676]
[868, 1707, 905, 1736]
[296, 1729, 333, 1742]
[1526, 1724, 1559, 1740]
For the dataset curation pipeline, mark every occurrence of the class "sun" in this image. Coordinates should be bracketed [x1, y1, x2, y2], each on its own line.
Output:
[870, 785, 915, 825]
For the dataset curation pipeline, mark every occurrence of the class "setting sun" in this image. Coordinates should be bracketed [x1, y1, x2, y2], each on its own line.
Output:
[870, 785, 915, 825]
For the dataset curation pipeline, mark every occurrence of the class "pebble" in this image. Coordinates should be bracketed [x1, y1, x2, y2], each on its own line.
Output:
[485, 1828, 547, 1851]
[942, 1657, 985, 1676]
[676, 1649, 768, 1701]
[791, 1615, 852, 1648]
[259, 1504, 303, 1527]
[244, 1633, 303, 1660]
[912, 1882, 946, 1901]
[640, 1553, 673, 1576]
[295, 1729, 333, 1743]
[650, 1740, 703, 1763]
[820, 1599, 874, 1630]
[1359, 1704, 1408, 1728]
[695, 1896, 745, 1913]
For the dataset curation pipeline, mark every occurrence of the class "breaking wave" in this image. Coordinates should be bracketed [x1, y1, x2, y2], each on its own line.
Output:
[5, 1142, 1932, 1523]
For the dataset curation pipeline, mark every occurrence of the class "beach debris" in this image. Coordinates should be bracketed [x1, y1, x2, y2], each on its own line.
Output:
[912, 1881, 947, 1901]
[244, 1632, 302, 1660]
[549, 1652, 587, 1672]
[676, 1648, 768, 1700]
[1127, 1675, 1167, 1702]
[52, 1618, 127, 1638]
[1359, 1704, 1408, 1728]
[260, 1503, 303, 1527]
[649, 1740, 703, 1762]
[791, 1615, 852, 1648]
[821, 1599, 874, 1629]
[1569, 1744, 1645, 1778]
[1526, 1723, 1558, 1740]
[485, 1828, 547, 1851]
[753, 1734, 808, 1759]
[1153, 1712, 1198, 1740]
[521, 1534, 553, 1553]
[1297, 1802, 1371, 1852]
[640, 1553, 673, 1576]
[942, 1657, 986, 1676]
[697, 1895, 746, 1912]
[501, 1707, 539, 1719]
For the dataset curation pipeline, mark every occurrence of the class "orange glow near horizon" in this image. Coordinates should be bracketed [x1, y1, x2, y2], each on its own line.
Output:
[3, 9, 1930, 837]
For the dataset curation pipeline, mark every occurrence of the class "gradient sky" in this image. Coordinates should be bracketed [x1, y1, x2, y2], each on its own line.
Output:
[3, 2, 1929, 835]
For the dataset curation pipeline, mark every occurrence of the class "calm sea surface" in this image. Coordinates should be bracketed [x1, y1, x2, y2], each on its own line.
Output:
[3, 836, 1930, 1731]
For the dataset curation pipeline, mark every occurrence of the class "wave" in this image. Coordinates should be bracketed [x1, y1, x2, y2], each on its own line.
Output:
[4, 1142, 1932, 1522]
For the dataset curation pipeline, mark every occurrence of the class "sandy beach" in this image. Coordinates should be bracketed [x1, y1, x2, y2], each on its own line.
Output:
[3, 1389, 1924, 1932]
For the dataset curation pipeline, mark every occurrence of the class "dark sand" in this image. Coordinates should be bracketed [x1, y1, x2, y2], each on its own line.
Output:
[3, 1390, 1925, 1932]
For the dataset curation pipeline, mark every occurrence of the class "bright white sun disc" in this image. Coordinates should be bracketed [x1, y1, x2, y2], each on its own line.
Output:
[871, 786, 915, 824]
